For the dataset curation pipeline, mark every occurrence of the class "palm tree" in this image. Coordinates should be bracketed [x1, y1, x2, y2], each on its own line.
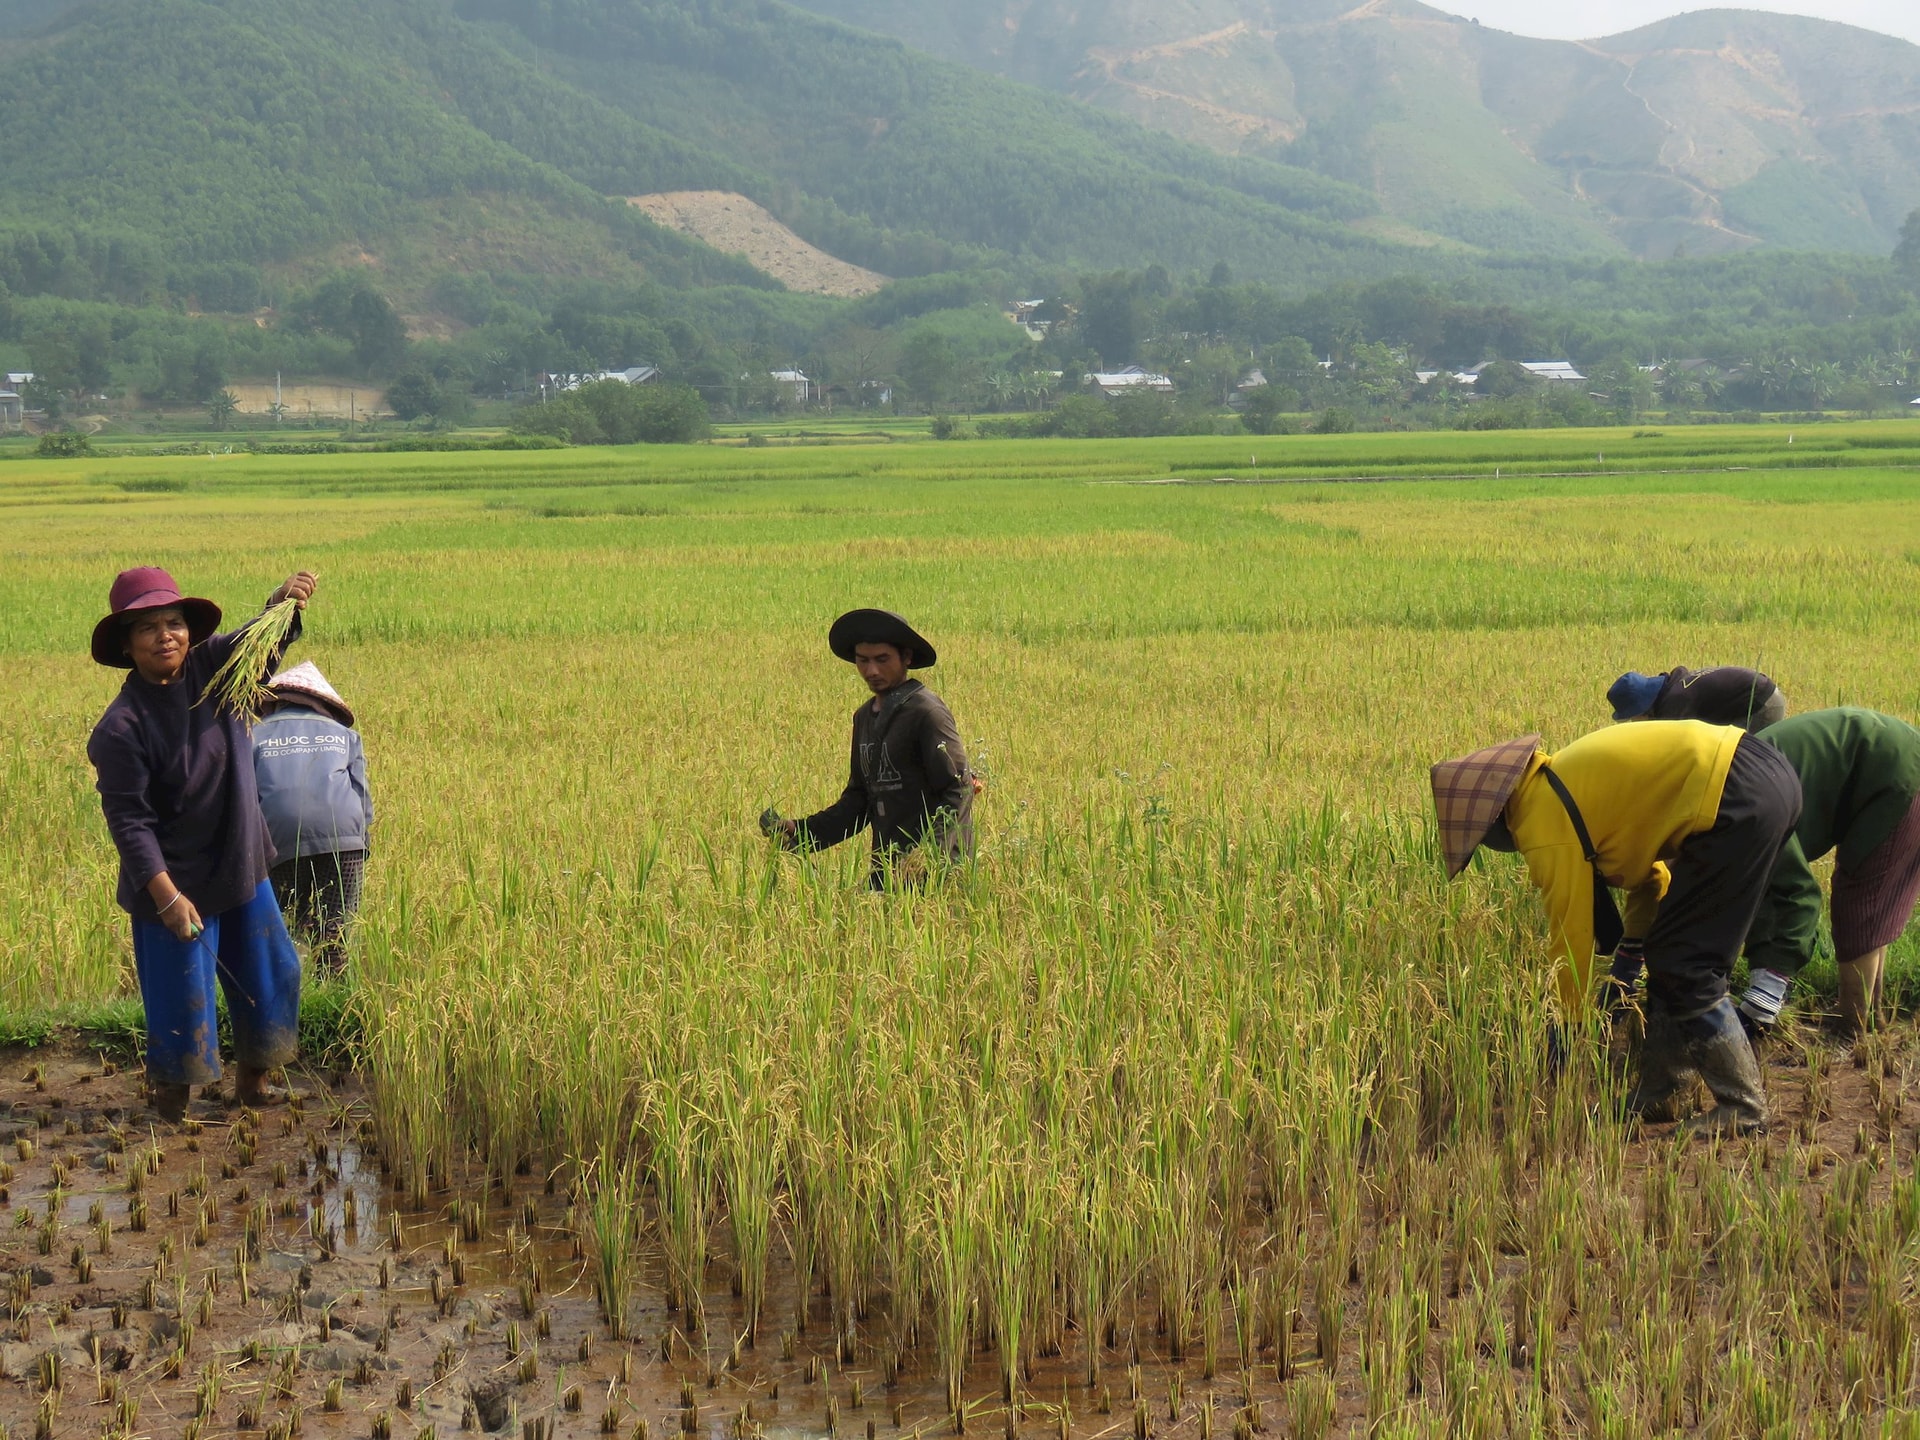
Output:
[207, 390, 239, 431]
[1803, 361, 1842, 411]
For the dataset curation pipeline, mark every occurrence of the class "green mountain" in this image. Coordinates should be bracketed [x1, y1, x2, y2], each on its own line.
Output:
[0, 0, 770, 311]
[0, 0, 1430, 316]
[782, 0, 1920, 259]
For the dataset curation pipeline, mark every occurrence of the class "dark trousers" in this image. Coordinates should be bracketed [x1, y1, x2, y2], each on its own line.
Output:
[1645, 736, 1802, 1019]
[269, 849, 366, 972]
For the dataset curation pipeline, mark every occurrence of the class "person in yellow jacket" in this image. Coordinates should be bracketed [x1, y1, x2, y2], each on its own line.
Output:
[1432, 721, 1800, 1135]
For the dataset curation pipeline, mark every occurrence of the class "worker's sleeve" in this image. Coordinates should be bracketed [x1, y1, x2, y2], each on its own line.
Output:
[1744, 833, 1822, 978]
[794, 728, 870, 851]
[87, 721, 168, 896]
[918, 698, 973, 858]
[1623, 862, 1670, 939]
[1521, 842, 1598, 1011]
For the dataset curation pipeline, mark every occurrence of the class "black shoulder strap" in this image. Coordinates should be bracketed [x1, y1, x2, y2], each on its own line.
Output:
[1539, 765, 1625, 957]
[1539, 767, 1599, 862]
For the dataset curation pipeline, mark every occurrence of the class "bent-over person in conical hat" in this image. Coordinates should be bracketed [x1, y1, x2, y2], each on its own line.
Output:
[86, 565, 317, 1123]
[1431, 719, 1800, 1137]
[1608, 665, 1786, 732]
[253, 661, 373, 974]
[762, 609, 976, 888]
[1741, 707, 1920, 1041]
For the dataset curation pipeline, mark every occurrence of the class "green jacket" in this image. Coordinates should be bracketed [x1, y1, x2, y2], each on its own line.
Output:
[1746, 707, 1920, 974]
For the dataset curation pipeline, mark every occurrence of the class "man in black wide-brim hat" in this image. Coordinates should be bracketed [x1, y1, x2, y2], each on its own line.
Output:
[762, 609, 975, 885]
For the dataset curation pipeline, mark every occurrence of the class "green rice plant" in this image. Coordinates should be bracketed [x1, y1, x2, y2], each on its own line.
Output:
[1287, 1373, 1334, 1440]
[928, 1159, 981, 1422]
[716, 1046, 783, 1346]
[649, 1078, 713, 1334]
[586, 1154, 642, 1340]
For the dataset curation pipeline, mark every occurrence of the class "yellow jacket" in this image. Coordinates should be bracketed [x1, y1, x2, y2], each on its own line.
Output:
[1505, 721, 1742, 1008]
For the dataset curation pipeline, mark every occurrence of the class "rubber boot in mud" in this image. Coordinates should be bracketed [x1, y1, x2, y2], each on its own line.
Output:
[1626, 1001, 1698, 1124]
[1677, 998, 1768, 1139]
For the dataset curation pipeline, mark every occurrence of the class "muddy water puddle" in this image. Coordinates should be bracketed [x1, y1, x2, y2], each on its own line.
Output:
[0, 1051, 1275, 1440]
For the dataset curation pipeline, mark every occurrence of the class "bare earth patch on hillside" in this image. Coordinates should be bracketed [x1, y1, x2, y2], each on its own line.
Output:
[627, 192, 888, 298]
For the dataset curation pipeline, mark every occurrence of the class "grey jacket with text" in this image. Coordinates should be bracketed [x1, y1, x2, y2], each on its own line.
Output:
[252, 709, 372, 859]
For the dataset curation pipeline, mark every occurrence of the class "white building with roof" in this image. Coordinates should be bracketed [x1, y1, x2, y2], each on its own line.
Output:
[770, 369, 814, 405]
[1086, 365, 1175, 397]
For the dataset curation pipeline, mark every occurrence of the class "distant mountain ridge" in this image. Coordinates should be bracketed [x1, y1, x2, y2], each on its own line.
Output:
[784, 0, 1920, 258]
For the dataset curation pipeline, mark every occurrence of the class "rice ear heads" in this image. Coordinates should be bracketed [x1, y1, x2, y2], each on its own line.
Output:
[197, 597, 302, 722]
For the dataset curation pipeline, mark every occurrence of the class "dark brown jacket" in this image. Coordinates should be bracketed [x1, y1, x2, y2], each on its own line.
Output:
[796, 680, 973, 865]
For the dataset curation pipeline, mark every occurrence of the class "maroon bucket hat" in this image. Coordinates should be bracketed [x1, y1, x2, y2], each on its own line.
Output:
[91, 566, 222, 668]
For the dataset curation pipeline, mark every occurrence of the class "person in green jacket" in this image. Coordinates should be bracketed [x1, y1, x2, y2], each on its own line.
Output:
[1741, 708, 1920, 1039]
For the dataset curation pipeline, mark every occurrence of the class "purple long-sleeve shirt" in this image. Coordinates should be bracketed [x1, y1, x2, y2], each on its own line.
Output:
[87, 613, 301, 921]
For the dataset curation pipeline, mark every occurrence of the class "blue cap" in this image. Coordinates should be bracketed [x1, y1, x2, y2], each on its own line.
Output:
[1608, 671, 1666, 721]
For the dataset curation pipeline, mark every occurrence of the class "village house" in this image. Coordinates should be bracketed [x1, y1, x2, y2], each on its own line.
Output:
[0, 390, 21, 430]
[1086, 365, 1175, 397]
[1442, 360, 1589, 392]
[538, 365, 660, 397]
[770, 369, 815, 406]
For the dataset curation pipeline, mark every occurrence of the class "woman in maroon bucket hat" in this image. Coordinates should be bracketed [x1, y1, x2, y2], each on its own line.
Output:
[86, 564, 318, 1121]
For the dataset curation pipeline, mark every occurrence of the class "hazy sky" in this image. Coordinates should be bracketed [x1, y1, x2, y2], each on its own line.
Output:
[1428, 1, 1920, 45]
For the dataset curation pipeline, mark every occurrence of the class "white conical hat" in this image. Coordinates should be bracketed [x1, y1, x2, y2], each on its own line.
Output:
[268, 660, 354, 727]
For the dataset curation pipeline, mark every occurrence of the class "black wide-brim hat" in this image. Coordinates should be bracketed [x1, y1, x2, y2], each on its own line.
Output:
[828, 609, 936, 668]
[91, 566, 222, 668]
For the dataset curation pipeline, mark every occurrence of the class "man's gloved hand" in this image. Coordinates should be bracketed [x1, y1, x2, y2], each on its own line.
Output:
[1737, 967, 1791, 1037]
[1603, 939, 1646, 1018]
[759, 808, 798, 849]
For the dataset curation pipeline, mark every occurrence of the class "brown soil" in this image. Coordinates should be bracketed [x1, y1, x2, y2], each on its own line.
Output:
[626, 195, 889, 298]
[0, 1029, 1911, 1440]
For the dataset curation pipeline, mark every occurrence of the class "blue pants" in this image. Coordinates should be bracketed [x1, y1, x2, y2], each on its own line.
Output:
[132, 880, 301, 1086]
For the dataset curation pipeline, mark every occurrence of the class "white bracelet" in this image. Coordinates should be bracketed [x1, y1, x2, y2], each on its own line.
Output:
[157, 891, 184, 916]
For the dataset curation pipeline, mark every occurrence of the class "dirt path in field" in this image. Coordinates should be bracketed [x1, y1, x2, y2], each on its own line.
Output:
[1, 1032, 1911, 1440]
[625, 193, 889, 299]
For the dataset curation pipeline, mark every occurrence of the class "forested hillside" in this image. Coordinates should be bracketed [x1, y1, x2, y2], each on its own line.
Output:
[0, 0, 1400, 312]
[787, 0, 1920, 259]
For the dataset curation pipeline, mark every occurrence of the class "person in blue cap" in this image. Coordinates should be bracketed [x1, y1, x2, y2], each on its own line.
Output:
[1608, 666, 1786, 732]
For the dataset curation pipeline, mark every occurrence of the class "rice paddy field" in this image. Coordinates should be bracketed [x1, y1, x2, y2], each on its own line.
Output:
[8, 421, 1920, 1438]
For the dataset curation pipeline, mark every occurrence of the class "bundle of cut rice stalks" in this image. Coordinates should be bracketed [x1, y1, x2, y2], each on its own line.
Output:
[198, 596, 302, 722]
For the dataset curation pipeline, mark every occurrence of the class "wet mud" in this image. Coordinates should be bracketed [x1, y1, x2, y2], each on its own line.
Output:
[1, 1034, 1914, 1440]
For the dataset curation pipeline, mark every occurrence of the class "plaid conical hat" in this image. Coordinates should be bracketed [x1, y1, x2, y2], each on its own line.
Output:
[268, 660, 353, 727]
[1430, 734, 1542, 879]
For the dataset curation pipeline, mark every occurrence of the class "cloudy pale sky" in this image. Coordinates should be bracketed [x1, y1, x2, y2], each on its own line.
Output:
[1428, 1, 1920, 45]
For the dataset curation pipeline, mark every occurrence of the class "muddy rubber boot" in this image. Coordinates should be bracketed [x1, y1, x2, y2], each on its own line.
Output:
[148, 1079, 191, 1123]
[1626, 1003, 1698, 1123]
[1678, 998, 1768, 1139]
[1837, 948, 1887, 1040]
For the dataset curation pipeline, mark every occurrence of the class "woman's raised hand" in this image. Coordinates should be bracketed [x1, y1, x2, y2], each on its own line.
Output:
[271, 572, 318, 609]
